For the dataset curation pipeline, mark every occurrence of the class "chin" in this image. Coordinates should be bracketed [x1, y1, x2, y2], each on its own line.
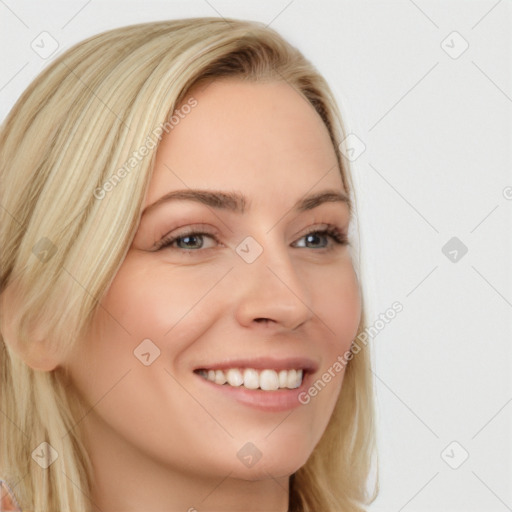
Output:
[225, 433, 315, 481]
[229, 457, 308, 482]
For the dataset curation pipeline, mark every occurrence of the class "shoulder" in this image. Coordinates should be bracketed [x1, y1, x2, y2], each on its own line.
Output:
[0, 479, 23, 511]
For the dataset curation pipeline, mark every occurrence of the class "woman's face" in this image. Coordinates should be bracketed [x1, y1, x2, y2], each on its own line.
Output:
[64, 78, 361, 483]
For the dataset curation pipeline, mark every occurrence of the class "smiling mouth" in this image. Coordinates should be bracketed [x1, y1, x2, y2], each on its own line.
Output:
[194, 367, 304, 391]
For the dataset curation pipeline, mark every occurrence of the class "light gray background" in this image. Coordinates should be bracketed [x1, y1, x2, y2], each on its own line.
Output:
[1, 1, 511, 511]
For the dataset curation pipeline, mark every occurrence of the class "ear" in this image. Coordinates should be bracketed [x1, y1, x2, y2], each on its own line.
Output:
[0, 281, 61, 372]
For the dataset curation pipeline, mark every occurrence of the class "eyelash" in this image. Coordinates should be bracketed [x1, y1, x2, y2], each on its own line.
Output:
[153, 224, 349, 253]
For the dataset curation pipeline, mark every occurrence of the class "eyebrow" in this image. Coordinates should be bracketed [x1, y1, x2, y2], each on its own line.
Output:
[141, 188, 351, 217]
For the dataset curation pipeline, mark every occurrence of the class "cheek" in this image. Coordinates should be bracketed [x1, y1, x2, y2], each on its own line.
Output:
[313, 258, 362, 349]
[67, 254, 228, 398]
[62, 256, 233, 467]
[309, 259, 361, 410]
[97, 254, 222, 341]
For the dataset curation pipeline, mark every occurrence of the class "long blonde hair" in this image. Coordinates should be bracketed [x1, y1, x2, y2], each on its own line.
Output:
[0, 17, 379, 511]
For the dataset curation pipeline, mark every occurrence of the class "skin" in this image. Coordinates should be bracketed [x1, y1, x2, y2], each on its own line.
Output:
[14, 79, 361, 511]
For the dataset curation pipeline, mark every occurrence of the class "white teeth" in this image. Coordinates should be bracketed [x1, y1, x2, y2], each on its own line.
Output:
[260, 369, 279, 391]
[278, 370, 288, 388]
[215, 370, 227, 385]
[198, 367, 304, 390]
[226, 369, 243, 387]
[243, 368, 259, 389]
[287, 369, 298, 389]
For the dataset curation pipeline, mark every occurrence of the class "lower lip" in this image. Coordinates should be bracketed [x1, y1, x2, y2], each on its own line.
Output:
[194, 371, 312, 412]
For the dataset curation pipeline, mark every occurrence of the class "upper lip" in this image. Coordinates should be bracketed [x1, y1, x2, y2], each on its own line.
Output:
[193, 356, 319, 373]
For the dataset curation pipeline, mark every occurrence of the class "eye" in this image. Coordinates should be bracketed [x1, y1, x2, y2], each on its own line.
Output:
[153, 224, 348, 253]
[293, 225, 348, 250]
[154, 230, 218, 252]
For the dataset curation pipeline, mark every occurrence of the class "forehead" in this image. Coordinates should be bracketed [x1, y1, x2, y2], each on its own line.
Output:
[144, 78, 344, 208]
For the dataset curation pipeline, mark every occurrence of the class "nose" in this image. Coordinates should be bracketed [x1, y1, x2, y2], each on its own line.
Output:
[233, 240, 314, 332]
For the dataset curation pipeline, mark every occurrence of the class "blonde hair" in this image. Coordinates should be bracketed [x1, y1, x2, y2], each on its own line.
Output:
[0, 18, 379, 512]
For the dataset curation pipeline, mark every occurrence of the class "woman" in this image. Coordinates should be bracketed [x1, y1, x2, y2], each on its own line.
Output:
[0, 17, 378, 512]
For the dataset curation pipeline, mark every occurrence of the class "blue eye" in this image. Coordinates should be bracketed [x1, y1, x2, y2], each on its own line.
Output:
[165, 232, 214, 250]
[154, 225, 348, 253]
[293, 226, 348, 249]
